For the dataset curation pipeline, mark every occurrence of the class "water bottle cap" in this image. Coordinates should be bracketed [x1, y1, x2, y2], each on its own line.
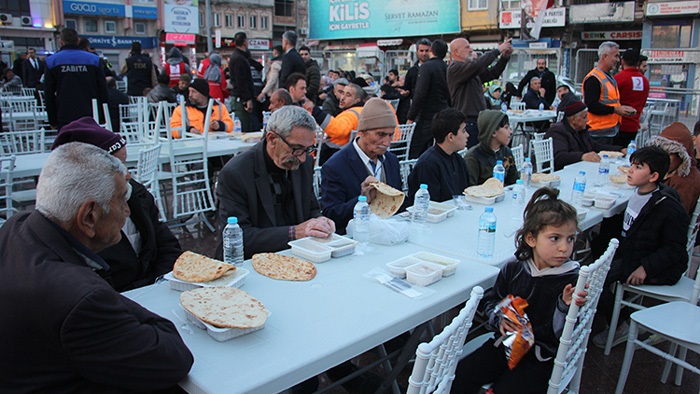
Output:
[358, 195, 367, 202]
[227, 216, 238, 224]
[579, 171, 586, 175]
[602, 154, 609, 158]
[485, 207, 494, 213]
[525, 157, 531, 162]
[419, 184, 428, 189]
[496, 160, 503, 165]
[516, 179, 523, 184]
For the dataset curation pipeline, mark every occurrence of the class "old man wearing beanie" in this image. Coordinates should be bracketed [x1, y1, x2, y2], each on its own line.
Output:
[464, 109, 519, 186]
[52, 116, 182, 292]
[647, 122, 700, 215]
[321, 97, 404, 233]
[170, 78, 233, 138]
[545, 95, 625, 171]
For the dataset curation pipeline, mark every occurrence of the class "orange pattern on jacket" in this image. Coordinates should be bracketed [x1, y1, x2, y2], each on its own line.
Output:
[170, 102, 234, 138]
[583, 67, 621, 131]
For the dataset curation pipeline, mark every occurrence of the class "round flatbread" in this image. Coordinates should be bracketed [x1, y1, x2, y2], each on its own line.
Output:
[252, 253, 316, 281]
[531, 173, 560, 183]
[618, 165, 631, 174]
[173, 251, 235, 283]
[610, 173, 628, 184]
[464, 178, 504, 198]
[180, 287, 267, 329]
[599, 150, 624, 158]
[369, 182, 405, 218]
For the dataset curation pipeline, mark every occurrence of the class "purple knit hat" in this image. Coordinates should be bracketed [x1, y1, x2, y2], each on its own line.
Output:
[51, 116, 126, 155]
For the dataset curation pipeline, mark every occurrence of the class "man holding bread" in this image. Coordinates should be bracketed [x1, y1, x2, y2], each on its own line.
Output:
[0, 142, 193, 391]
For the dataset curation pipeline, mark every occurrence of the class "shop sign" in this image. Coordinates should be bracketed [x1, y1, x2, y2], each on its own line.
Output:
[642, 49, 700, 63]
[499, 7, 566, 29]
[248, 39, 270, 51]
[63, 1, 125, 17]
[646, 1, 700, 16]
[308, 0, 460, 40]
[581, 31, 642, 41]
[131, 6, 158, 19]
[569, 2, 635, 24]
[83, 35, 158, 49]
[165, 33, 196, 45]
[164, 0, 198, 34]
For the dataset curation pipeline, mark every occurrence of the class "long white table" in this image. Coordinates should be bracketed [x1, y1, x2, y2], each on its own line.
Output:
[124, 242, 499, 393]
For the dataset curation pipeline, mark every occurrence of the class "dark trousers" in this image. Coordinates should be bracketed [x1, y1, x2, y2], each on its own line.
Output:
[409, 113, 437, 159]
[451, 337, 553, 394]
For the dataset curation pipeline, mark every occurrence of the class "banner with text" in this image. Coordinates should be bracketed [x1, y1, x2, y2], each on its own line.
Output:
[164, 0, 199, 34]
[308, 0, 460, 40]
[570, 2, 635, 24]
[500, 7, 565, 29]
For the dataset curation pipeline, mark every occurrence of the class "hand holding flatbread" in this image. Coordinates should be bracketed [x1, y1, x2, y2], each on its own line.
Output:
[173, 251, 235, 283]
[361, 176, 379, 203]
[180, 287, 268, 329]
[368, 182, 405, 218]
[464, 178, 504, 198]
[252, 253, 317, 281]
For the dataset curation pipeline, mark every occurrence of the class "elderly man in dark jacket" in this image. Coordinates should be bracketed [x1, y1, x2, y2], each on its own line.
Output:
[517, 58, 556, 105]
[545, 95, 624, 170]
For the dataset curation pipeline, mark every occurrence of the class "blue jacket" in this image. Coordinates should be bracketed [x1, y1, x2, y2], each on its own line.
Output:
[320, 142, 402, 233]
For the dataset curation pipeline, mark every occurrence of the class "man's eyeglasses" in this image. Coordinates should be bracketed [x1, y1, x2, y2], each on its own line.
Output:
[273, 132, 315, 156]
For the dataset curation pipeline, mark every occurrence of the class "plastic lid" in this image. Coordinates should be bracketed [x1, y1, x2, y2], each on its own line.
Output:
[602, 154, 609, 158]
[496, 160, 503, 165]
[485, 207, 494, 212]
[227, 216, 238, 224]
[516, 180, 523, 184]
[579, 171, 586, 175]
[525, 157, 531, 162]
[358, 195, 367, 202]
[419, 184, 428, 189]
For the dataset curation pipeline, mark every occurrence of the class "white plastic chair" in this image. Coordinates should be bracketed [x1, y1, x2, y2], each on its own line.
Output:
[0, 129, 46, 155]
[531, 137, 554, 173]
[133, 143, 167, 223]
[6, 96, 38, 131]
[604, 196, 700, 356]
[313, 166, 322, 201]
[511, 144, 524, 172]
[0, 155, 15, 224]
[119, 102, 147, 144]
[615, 301, 700, 394]
[407, 286, 484, 394]
[399, 159, 418, 194]
[92, 98, 112, 131]
[546, 238, 619, 394]
[313, 126, 325, 167]
[389, 123, 416, 162]
[386, 98, 399, 111]
[511, 101, 526, 112]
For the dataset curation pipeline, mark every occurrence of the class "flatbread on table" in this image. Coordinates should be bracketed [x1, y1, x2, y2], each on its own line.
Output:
[599, 150, 624, 158]
[610, 173, 628, 184]
[173, 251, 235, 283]
[464, 178, 504, 198]
[180, 287, 268, 329]
[252, 253, 316, 281]
[618, 165, 631, 174]
[369, 182, 405, 218]
[531, 173, 560, 183]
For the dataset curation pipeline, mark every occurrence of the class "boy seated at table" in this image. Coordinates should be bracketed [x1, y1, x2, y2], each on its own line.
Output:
[592, 146, 689, 349]
[464, 110, 519, 186]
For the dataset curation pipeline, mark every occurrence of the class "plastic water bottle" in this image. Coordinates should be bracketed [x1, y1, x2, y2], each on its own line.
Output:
[521, 157, 533, 188]
[627, 140, 637, 157]
[176, 93, 183, 104]
[353, 196, 370, 244]
[598, 154, 610, 186]
[512, 179, 526, 206]
[477, 207, 497, 258]
[493, 160, 505, 184]
[233, 117, 242, 137]
[413, 184, 431, 225]
[501, 102, 508, 113]
[538, 102, 544, 112]
[223, 217, 244, 267]
[262, 112, 270, 131]
[571, 171, 587, 206]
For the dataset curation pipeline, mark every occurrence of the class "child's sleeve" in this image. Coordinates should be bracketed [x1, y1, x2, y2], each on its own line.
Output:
[640, 204, 689, 279]
[483, 263, 513, 330]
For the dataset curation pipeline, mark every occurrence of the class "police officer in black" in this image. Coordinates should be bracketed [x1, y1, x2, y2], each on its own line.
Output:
[124, 42, 154, 97]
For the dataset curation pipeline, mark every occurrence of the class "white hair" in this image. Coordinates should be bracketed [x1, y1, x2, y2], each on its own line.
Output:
[36, 142, 126, 223]
[598, 41, 619, 59]
[266, 105, 316, 138]
[529, 76, 541, 86]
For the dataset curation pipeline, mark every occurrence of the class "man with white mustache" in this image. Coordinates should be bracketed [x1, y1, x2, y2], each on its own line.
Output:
[215, 106, 335, 259]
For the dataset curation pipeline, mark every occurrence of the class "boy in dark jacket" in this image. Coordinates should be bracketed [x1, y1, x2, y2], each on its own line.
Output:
[464, 110, 519, 186]
[593, 146, 690, 348]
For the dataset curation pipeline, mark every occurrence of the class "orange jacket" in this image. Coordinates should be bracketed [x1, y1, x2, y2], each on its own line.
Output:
[583, 67, 621, 131]
[170, 101, 233, 138]
[315, 104, 400, 148]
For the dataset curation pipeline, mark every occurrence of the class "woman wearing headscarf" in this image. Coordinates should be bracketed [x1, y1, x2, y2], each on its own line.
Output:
[202, 53, 228, 103]
[484, 85, 503, 109]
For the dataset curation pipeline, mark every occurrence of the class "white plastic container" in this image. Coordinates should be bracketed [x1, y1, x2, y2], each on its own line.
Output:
[386, 256, 422, 278]
[287, 238, 333, 263]
[183, 307, 270, 342]
[164, 268, 250, 292]
[405, 262, 443, 287]
[409, 251, 461, 277]
[305, 234, 358, 257]
[463, 192, 506, 205]
[594, 198, 616, 209]
[576, 208, 589, 221]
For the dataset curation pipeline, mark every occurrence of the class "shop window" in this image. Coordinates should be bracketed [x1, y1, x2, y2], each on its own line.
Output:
[469, 0, 487, 10]
[275, 0, 294, 17]
[65, 19, 77, 30]
[134, 22, 146, 35]
[500, 0, 520, 10]
[651, 20, 693, 48]
[225, 14, 233, 28]
[214, 13, 220, 27]
[85, 19, 98, 33]
[200, 13, 204, 28]
[0, 0, 30, 14]
[249, 15, 257, 29]
[261, 16, 268, 30]
[104, 21, 116, 34]
[237, 15, 245, 28]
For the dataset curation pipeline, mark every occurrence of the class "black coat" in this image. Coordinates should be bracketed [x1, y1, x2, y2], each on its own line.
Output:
[22, 57, 44, 88]
[124, 52, 153, 96]
[407, 145, 470, 205]
[228, 47, 254, 101]
[0, 211, 193, 392]
[407, 57, 450, 121]
[279, 48, 306, 90]
[98, 180, 182, 292]
[517, 67, 556, 106]
[545, 120, 621, 171]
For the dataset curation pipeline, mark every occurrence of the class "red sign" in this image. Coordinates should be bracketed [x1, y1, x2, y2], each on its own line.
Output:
[165, 33, 195, 45]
